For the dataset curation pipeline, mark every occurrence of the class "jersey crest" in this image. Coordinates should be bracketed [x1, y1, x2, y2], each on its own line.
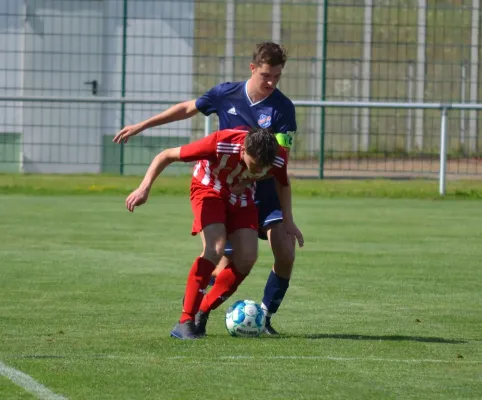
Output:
[258, 114, 272, 128]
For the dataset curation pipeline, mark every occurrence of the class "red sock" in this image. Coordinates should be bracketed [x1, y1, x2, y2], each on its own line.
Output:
[180, 257, 216, 323]
[199, 263, 247, 313]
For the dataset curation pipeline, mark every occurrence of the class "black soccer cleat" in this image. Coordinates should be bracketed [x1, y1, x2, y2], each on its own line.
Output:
[170, 320, 198, 340]
[194, 310, 210, 338]
[263, 319, 280, 336]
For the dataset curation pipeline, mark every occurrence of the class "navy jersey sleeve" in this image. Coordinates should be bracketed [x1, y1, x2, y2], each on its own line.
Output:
[195, 84, 223, 116]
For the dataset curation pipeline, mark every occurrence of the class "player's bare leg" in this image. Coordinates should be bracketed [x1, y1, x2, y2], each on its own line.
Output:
[267, 222, 296, 278]
[212, 254, 231, 279]
[199, 223, 227, 265]
[228, 228, 258, 274]
[196, 228, 258, 336]
[171, 223, 226, 340]
[261, 221, 296, 335]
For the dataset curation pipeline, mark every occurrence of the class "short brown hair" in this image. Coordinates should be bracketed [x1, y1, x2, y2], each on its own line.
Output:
[244, 127, 279, 167]
[251, 42, 287, 68]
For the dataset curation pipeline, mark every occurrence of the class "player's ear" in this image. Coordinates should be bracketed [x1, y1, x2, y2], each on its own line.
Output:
[242, 146, 250, 161]
[249, 63, 256, 74]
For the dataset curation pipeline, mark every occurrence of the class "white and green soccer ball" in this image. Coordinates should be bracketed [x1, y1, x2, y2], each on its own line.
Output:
[225, 299, 265, 337]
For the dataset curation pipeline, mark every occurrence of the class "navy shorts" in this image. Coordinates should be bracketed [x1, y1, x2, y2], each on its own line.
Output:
[225, 178, 282, 255]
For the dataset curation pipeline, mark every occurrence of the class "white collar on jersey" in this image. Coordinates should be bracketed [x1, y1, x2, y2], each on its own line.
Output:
[244, 80, 273, 106]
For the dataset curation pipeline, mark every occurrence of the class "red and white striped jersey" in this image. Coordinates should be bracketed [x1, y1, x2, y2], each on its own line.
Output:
[179, 129, 288, 207]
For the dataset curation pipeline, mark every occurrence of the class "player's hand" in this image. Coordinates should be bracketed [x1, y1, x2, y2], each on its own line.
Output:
[125, 187, 149, 212]
[230, 180, 250, 195]
[113, 123, 144, 144]
[284, 221, 304, 248]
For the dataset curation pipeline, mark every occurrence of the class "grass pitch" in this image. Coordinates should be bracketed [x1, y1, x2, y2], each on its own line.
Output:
[0, 177, 481, 399]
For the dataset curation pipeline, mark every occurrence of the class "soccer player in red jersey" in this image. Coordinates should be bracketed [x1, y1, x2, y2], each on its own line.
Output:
[114, 42, 297, 335]
[125, 127, 303, 339]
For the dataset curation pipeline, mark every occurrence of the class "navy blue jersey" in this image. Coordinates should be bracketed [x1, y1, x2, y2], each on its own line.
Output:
[195, 81, 297, 135]
[195, 81, 297, 239]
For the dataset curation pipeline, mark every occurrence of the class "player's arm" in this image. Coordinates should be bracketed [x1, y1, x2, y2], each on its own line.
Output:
[114, 84, 222, 144]
[275, 132, 294, 156]
[275, 100, 297, 158]
[274, 178, 303, 248]
[271, 158, 304, 247]
[125, 147, 181, 212]
[113, 100, 199, 144]
[125, 133, 218, 212]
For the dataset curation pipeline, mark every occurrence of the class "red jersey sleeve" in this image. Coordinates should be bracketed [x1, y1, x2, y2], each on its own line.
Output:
[179, 131, 219, 162]
[269, 147, 289, 186]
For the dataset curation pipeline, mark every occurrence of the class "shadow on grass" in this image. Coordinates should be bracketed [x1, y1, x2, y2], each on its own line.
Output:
[301, 333, 467, 344]
[176, 333, 470, 344]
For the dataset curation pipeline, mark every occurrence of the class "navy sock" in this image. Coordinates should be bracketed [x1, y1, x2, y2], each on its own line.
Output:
[261, 271, 290, 315]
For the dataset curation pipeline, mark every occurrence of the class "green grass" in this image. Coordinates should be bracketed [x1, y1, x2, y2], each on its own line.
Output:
[1, 188, 481, 399]
[0, 377, 35, 399]
[1, 173, 482, 199]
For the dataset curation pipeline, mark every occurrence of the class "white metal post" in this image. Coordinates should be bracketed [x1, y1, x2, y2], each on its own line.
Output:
[219, 57, 225, 83]
[5, 96, 482, 110]
[469, 0, 480, 153]
[361, 0, 373, 152]
[439, 107, 448, 196]
[460, 61, 467, 147]
[352, 60, 360, 152]
[310, 58, 320, 151]
[272, 0, 282, 43]
[20, 0, 27, 173]
[406, 61, 414, 153]
[204, 115, 212, 137]
[225, 0, 235, 82]
[313, 0, 325, 153]
[415, 0, 427, 151]
[272, 0, 282, 91]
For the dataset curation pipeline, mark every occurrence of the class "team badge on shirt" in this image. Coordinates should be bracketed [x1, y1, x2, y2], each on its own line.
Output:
[258, 114, 272, 128]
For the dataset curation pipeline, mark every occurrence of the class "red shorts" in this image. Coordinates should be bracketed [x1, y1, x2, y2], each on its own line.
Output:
[190, 183, 258, 236]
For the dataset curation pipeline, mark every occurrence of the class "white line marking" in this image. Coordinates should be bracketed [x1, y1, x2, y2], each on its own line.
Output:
[0, 360, 67, 400]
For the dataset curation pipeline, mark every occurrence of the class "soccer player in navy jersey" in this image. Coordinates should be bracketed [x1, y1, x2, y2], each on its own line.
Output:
[114, 42, 298, 335]
[125, 127, 303, 339]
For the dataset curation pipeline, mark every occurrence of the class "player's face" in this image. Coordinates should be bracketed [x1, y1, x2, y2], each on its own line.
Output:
[250, 63, 283, 97]
[241, 149, 267, 174]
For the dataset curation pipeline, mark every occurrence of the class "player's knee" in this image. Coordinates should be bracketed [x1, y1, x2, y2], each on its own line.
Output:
[272, 236, 295, 270]
[233, 248, 258, 275]
[202, 242, 226, 265]
[215, 255, 231, 269]
[273, 258, 293, 279]
[274, 249, 295, 270]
